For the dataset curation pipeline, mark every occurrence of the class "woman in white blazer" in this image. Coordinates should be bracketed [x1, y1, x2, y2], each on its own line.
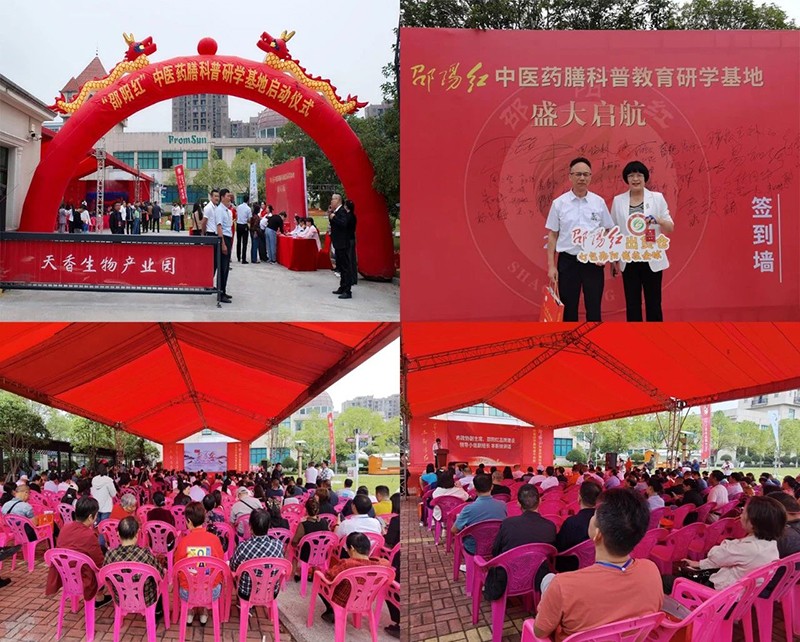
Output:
[610, 161, 675, 321]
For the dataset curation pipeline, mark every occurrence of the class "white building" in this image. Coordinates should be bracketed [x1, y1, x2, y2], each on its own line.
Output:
[0, 74, 55, 230]
[342, 394, 400, 419]
[722, 389, 800, 429]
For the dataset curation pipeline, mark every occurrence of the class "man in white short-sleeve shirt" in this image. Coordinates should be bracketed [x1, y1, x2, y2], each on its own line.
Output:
[545, 157, 614, 322]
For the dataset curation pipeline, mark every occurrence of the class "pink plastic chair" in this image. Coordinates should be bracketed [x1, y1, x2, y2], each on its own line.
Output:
[648, 576, 751, 641]
[214, 522, 237, 562]
[667, 503, 696, 530]
[472, 543, 557, 641]
[234, 558, 291, 642]
[429, 496, 466, 545]
[631, 528, 669, 560]
[306, 565, 395, 642]
[506, 502, 523, 518]
[57, 503, 75, 525]
[648, 507, 666, 530]
[97, 561, 170, 642]
[418, 489, 434, 525]
[545, 514, 565, 531]
[44, 548, 100, 642]
[136, 505, 154, 524]
[170, 505, 187, 534]
[284, 511, 303, 535]
[521, 612, 664, 642]
[556, 539, 596, 570]
[172, 557, 232, 642]
[376, 543, 400, 565]
[282, 503, 306, 519]
[142, 520, 179, 579]
[5, 513, 54, 571]
[751, 552, 800, 642]
[695, 501, 717, 524]
[267, 527, 293, 557]
[235, 514, 252, 541]
[98, 519, 121, 550]
[444, 503, 468, 553]
[452, 520, 502, 596]
[336, 532, 385, 562]
[297, 531, 338, 596]
[318, 513, 338, 529]
[687, 517, 736, 561]
[649, 522, 706, 575]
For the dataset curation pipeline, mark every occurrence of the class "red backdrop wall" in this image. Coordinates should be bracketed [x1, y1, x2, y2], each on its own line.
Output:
[400, 29, 800, 320]
[408, 417, 553, 492]
[266, 157, 308, 232]
[227, 442, 250, 473]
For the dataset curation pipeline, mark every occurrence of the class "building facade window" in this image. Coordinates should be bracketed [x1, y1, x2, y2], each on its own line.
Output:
[554, 438, 573, 458]
[250, 448, 267, 467]
[186, 151, 208, 170]
[114, 151, 134, 166]
[0, 146, 8, 230]
[161, 151, 184, 169]
[201, 428, 213, 436]
[137, 151, 159, 170]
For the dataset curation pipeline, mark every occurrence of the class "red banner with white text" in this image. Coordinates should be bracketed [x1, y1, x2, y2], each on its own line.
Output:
[701, 404, 712, 461]
[0, 236, 215, 289]
[400, 29, 800, 321]
[227, 442, 250, 473]
[162, 443, 183, 471]
[266, 157, 308, 232]
[174, 164, 188, 205]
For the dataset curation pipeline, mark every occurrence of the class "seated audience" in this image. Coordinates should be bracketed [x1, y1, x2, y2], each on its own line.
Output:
[336, 494, 383, 537]
[646, 478, 665, 511]
[431, 471, 468, 522]
[490, 471, 512, 496]
[229, 509, 285, 600]
[231, 487, 262, 536]
[451, 474, 507, 556]
[147, 492, 175, 526]
[770, 492, 800, 557]
[110, 493, 138, 522]
[373, 485, 393, 515]
[555, 479, 602, 571]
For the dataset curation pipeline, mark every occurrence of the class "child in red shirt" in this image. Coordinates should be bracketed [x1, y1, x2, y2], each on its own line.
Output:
[174, 501, 224, 627]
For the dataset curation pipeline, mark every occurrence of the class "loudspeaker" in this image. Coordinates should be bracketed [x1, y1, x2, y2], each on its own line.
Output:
[605, 452, 617, 469]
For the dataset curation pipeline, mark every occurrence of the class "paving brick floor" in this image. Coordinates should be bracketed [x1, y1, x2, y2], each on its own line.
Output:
[399, 497, 795, 642]
[0, 547, 296, 642]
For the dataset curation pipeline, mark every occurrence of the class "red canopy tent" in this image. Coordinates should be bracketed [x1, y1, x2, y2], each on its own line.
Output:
[0, 322, 398, 445]
[403, 322, 800, 473]
[404, 322, 800, 426]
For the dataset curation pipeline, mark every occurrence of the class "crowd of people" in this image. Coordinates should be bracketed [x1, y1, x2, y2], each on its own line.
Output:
[0, 461, 400, 637]
[57, 200, 169, 235]
[420, 459, 800, 641]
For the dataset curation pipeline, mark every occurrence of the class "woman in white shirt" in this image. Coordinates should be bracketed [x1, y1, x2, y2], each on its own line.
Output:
[610, 161, 675, 322]
[304, 218, 322, 250]
[431, 471, 468, 521]
[681, 495, 785, 590]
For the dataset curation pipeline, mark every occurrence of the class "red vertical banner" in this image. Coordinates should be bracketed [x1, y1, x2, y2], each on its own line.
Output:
[227, 442, 250, 472]
[162, 443, 183, 470]
[327, 412, 336, 466]
[700, 405, 712, 461]
[174, 164, 188, 205]
[265, 157, 308, 232]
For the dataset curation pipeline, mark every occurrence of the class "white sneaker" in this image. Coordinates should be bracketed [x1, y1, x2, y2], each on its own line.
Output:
[186, 612, 194, 625]
[459, 564, 467, 573]
[199, 613, 208, 626]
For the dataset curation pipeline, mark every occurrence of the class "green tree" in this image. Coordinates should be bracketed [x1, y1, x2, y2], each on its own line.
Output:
[229, 147, 272, 200]
[65, 418, 115, 469]
[0, 393, 50, 481]
[677, 0, 795, 28]
[350, 110, 400, 216]
[565, 447, 587, 464]
[191, 158, 232, 194]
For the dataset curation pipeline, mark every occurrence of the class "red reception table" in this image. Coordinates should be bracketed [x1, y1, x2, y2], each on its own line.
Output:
[277, 235, 319, 271]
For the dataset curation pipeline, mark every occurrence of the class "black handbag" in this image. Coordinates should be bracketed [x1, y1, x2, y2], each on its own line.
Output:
[482, 567, 508, 601]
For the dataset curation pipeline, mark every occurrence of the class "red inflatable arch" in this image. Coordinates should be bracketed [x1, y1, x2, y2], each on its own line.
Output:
[21, 37, 394, 280]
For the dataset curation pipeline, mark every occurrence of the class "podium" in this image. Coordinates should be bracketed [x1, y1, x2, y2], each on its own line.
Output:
[435, 448, 449, 469]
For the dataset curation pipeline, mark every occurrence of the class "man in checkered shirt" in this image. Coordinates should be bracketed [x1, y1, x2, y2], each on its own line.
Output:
[229, 509, 285, 600]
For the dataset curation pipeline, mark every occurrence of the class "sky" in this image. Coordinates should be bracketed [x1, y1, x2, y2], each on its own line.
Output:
[325, 338, 399, 412]
[0, 0, 399, 131]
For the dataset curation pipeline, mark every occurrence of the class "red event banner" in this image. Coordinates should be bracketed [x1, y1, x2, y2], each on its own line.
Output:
[174, 164, 188, 205]
[700, 404, 712, 461]
[327, 411, 337, 466]
[400, 29, 800, 321]
[162, 443, 183, 471]
[266, 157, 308, 232]
[227, 442, 250, 473]
[0, 237, 214, 289]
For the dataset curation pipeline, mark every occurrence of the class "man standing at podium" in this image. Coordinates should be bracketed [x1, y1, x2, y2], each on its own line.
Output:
[433, 438, 447, 468]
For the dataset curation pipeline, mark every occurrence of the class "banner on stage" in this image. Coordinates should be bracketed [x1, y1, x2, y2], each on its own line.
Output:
[700, 404, 711, 461]
[185, 443, 227, 472]
[249, 162, 258, 203]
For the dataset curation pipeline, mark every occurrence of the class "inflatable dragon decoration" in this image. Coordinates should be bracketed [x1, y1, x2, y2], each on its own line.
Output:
[49, 33, 156, 114]
[257, 30, 367, 115]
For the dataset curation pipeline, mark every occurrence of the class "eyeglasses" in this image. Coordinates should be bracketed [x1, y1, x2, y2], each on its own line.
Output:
[570, 172, 592, 178]
[627, 172, 645, 178]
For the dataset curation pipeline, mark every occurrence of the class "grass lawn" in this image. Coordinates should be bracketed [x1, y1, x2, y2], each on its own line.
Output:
[282, 472, 399, 496]
[736, 466, 800, 479]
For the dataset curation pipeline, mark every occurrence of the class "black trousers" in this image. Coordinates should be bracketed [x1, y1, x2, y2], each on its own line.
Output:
[220, 235, 233, 294]
[557, 253, 604, 322]
[235, 224, 249, 262]
[258, 230, 268, 261]
[347, 239, 358, 286]
[335, 245, 351, 294]
[622, 262, 663, 322]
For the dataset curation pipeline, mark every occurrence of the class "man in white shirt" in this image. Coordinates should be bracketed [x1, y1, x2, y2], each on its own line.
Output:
[545, 157, 614, 321]
[188, 479, 207, 502]
[540, 466, 560, 491]
[42, 473, 59, 494]
[726, 472, 744, 497]
[90, 462, 117, 523]
[305, 462, 319, 489]
[335, 495, 383, 537]
[171, 202, 184, 232]
[604, 469, 621, 489]
[235, 198, 252, 264]
[708, 470, 730, 513]
[318, 461, 334, 484]
[512, 465, 525, 480]
[646, 478, 665, 511]
[529, 466, 547, 486]
[210, 189, 234, 303]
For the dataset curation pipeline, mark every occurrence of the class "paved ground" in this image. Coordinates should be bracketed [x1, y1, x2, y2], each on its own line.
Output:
[399, 496, 791, 642]
[0, 231, 398, 321]
[0, 541, 395, 642]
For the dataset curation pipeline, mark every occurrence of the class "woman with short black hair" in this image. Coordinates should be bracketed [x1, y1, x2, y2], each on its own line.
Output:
[610, 160, 675, 322]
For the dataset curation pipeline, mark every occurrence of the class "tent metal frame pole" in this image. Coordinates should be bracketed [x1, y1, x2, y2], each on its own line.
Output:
[159, 323, 209, 430]
[400, 340, 409, 498]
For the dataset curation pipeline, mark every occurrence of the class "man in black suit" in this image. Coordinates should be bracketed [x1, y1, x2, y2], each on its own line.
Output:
[345, 199, 358, 287]
[328, 193, 352, 299]
[109, 201, 124, 234]
[555, 479, 602, 571]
